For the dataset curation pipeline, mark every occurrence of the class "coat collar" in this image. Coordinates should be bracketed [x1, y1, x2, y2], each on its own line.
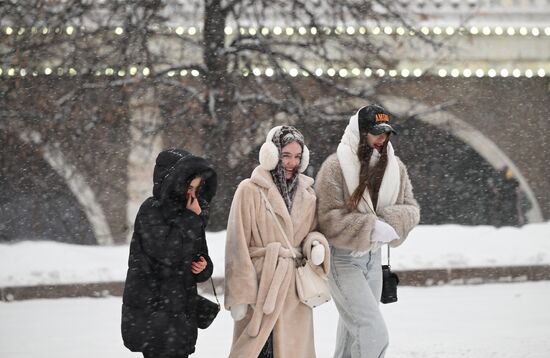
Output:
[250, 166, 315, 242]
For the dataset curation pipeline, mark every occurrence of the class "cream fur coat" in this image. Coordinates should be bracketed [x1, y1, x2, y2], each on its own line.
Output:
[315, 153, 420, 252]
[225, 166, 330, 358]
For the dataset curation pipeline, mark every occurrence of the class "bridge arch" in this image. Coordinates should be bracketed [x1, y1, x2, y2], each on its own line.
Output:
[17, 130, 114, 245]
[380, 95, 543, 223]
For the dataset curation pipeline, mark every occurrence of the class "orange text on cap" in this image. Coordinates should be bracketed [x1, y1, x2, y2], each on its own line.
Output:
[375, 113, 389, 122]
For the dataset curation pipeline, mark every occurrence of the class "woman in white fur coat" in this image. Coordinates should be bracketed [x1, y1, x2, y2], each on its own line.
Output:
[315, 104, 420, 358]
[224, 126, 330, 358]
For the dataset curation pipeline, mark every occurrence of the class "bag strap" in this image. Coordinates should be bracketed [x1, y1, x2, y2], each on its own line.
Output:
[361, 197, 392, 268]
[360, 197, 391, 266]
[259, 189, 297, 260]
[209, 277, 220, 306]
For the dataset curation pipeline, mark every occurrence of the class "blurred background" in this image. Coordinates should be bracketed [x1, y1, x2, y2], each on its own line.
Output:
[1, 2, 550, 357]
[1, 0, 549, 246]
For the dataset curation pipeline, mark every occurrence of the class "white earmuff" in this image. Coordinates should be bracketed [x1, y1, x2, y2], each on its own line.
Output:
[299, 144, 310, 173]
[259, 125, 310, 173]
[259, 126, 282, 171]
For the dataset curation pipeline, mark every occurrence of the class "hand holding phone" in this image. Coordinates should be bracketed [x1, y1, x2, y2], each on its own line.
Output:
[186, 192, 201, 215]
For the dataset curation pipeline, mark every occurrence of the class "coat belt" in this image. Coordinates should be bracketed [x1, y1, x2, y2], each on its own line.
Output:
[246, 242, 302, 337]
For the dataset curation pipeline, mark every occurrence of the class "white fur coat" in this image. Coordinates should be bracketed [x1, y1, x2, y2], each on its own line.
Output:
[224, 166, 330, 358]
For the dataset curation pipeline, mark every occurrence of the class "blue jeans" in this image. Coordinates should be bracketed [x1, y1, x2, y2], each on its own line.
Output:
[329, 247, 388, 358]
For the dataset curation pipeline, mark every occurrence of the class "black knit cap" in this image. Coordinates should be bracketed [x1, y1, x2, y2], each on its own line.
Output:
[357, 104, 397, 135]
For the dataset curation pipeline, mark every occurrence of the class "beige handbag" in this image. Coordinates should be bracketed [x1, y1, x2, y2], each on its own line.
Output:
[259, 190, 331, 308]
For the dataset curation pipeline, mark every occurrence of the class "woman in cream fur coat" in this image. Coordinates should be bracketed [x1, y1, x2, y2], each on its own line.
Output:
[315, 105, 420, 358]
[225, 126, 330, 358]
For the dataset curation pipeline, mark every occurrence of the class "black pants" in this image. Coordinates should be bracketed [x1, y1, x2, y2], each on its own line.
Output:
[258, 332, 274, 358]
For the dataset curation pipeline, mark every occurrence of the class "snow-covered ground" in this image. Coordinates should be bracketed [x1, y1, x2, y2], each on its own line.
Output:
[1, 281, 549, 358]
[1, 223, 549, 287]
[1, 223, 549, 357]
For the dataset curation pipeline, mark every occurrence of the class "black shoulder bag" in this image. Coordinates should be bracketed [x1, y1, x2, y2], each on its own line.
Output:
[381, 245, 399, 304]
[196, 278, 220, 329]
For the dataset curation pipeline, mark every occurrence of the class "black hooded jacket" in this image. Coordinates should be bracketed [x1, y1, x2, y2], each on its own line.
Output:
[121, 149, 217, 356]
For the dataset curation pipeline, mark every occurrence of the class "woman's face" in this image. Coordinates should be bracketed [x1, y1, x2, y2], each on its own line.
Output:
[366, 132, 388, 152]
[187, 177, 202, 197]
[281, 141, 302, 180]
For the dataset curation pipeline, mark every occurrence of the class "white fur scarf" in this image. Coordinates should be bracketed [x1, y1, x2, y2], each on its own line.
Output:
[337, 110, 400, 214]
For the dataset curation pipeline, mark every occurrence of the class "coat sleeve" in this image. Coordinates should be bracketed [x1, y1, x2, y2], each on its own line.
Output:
[315, 156, 377, 252]
[224, 181, 258, 310]
[138, 206, 203, 267]
[302, 231, 330, 277]
[193, 235, 214, 283]
[198, 197, 210, 227]
[378, 160, 421, 247]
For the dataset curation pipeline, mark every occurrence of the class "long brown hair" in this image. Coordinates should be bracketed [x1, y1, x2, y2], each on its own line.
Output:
[346, 133, 391, 211]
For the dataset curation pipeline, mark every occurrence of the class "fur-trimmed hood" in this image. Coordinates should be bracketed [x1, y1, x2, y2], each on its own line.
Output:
[152, 148, 217, 207]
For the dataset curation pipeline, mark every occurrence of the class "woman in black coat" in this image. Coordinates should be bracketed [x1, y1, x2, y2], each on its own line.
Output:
[122, 148, 217, 358]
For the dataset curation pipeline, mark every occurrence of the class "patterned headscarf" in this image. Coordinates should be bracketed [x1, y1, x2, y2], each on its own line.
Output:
[270, 126, 305, 212]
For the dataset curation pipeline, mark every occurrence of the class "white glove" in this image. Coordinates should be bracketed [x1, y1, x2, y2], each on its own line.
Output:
[372, 219, 399, 244]
[351, 220, 398, 257]
[310, 240, 325, 265]
[230, 304, 248, 321]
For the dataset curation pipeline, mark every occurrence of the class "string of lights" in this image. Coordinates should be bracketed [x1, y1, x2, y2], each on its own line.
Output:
[0, 66, 546, 78]
[2, 24, 547, 79]
[2, 25, 550, 37]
